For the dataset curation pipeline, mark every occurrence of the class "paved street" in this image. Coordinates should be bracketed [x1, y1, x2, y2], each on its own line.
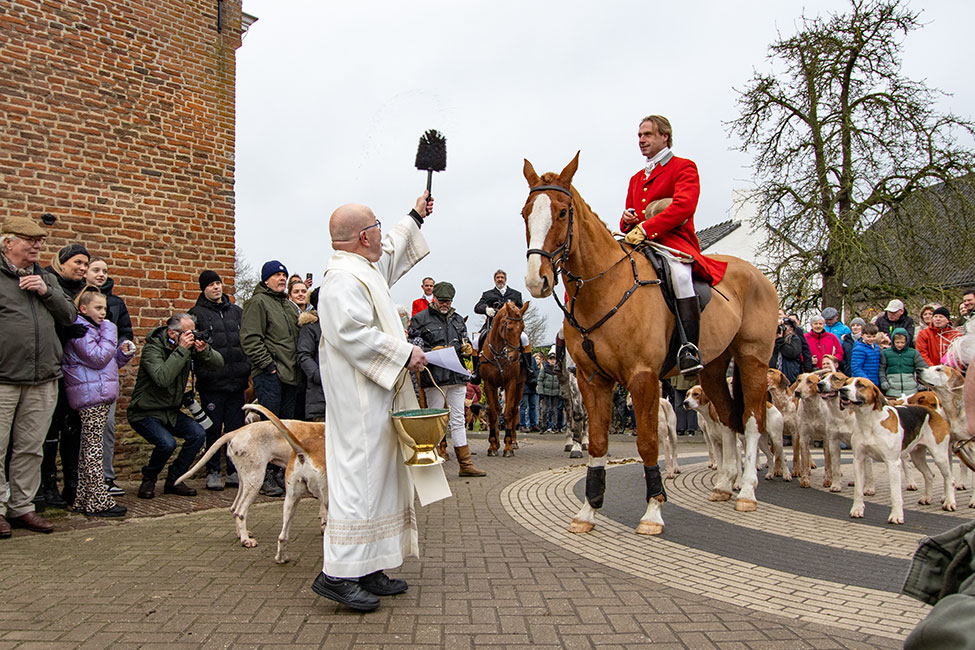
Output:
[3, 432, 968, 649]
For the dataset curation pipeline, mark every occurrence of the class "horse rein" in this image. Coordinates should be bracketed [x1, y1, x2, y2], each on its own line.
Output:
[524, 183, 661, 383]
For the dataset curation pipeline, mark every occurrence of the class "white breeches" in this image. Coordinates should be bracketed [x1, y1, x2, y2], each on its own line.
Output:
[423, 384, 467, 447]
[472, 331, 529, 351]
[661, 251, 694, 299]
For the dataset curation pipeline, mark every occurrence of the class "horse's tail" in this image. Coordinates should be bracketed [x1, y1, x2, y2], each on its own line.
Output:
[730, 362, 745, 434]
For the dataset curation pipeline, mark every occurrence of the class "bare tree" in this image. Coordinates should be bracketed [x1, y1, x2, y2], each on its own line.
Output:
[234, 247, 259, 304]
[522, 301, 550, 349]
[730, 0, 975, 310]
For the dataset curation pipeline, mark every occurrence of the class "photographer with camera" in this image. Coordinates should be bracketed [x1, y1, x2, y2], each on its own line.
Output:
[770, 318, 803, 383]
[126, 312, 224, 499]
[189, 270, 251, 491]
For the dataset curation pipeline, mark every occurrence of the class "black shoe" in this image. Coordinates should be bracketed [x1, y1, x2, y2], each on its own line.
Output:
[82, 504, 127, 518]
[677, 343, 703, 375]
[260, 469, 284, 497]
[137, 478, 156, 499]
[272, 466, 286, 491]
[105, 479, 125, 497]
[43, 485, 68, 509]
[358, 570, 408, 596]
[312, 573, 380, 612]
[164, 477, 197, 496]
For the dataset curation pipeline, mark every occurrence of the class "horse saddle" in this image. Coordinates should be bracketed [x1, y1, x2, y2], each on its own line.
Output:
[639, 246, 712, 315]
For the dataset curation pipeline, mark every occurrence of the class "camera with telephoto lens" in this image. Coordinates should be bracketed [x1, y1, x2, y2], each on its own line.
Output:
[183, 392, 213, 430]
[191, 327, 212, 343]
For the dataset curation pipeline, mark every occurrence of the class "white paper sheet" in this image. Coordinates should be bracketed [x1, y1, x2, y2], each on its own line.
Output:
[408, 463, 452, 506]
[424, 347, 471, 377]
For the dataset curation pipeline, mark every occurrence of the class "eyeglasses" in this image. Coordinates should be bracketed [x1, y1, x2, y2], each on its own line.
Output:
[17, 236, 45, 246]
[360, 220, 381, 235]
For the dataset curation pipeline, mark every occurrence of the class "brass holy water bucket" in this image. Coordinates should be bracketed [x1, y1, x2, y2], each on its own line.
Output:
[953, 439, 975, 473]
[391, 368, 448, 466]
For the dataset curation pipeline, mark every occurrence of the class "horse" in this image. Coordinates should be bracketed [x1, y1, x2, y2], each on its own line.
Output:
[479, 300, 530, 457]
[520, 153, 778, 535]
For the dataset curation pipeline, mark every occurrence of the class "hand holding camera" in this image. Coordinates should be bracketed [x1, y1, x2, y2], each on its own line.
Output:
[177, 330, 195, 350]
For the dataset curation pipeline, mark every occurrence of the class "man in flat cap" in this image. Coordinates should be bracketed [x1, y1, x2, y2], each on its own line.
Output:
[0, 217, 77, 538]
[409, 281, 486, 478]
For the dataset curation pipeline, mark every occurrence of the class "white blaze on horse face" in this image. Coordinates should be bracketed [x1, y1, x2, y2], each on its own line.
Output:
[525, 194, 553, 297]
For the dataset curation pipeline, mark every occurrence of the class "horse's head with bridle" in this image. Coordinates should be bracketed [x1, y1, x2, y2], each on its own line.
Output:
[490, 300, 528, 356]
[521, 152, 580, 298]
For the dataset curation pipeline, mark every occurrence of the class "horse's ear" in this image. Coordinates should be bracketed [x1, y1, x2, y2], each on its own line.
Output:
[557, 151, 580, 185]
[521, 300, 530, 313]
[523, 159, 540, 187]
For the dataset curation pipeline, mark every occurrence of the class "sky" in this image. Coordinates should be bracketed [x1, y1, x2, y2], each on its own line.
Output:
[234, 1, 975, 343]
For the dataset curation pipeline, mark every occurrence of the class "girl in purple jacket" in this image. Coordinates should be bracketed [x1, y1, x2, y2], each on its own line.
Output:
[62, 287, 136, 517]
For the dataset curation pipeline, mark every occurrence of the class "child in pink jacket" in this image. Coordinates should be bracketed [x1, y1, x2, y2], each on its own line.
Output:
[62, 287, 136, 517]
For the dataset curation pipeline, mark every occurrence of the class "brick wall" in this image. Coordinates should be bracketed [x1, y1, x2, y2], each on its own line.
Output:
[1, 0, 244, 478]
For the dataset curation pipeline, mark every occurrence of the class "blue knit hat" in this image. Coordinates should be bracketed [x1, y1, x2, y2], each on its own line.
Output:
[261, 260, 287, 283]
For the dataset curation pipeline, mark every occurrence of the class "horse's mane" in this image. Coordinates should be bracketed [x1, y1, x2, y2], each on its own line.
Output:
[537, 172, 614, 237]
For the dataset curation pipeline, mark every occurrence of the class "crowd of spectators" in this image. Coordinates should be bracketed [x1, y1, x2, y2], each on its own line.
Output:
[770, 292, 973, 397]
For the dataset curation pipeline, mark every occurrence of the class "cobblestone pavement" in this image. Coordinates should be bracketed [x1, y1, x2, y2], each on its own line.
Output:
[3, 432, 966, 649]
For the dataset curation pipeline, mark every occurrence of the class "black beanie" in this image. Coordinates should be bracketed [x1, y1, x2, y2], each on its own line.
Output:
[58, 242, 90, 264]
[933, 306, 951, 319]
[199, 270, 222, 291]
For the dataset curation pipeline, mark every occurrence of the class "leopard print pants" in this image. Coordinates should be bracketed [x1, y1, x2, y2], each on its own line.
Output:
[74, 403, 115, 514]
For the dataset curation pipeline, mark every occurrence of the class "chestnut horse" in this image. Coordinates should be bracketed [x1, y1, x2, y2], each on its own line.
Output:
[479, 300, 529, 457]
[521, 153, 778, 535]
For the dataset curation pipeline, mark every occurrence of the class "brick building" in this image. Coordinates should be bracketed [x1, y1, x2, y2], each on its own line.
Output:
[1, 0, 251, 476]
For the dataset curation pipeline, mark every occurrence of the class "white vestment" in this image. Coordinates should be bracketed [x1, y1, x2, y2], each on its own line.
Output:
[318, 216, 430, 578]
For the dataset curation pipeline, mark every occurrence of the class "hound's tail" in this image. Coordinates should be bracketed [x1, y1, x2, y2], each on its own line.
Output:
[242, 403, 306, 458]
[175, 429, 241, 485]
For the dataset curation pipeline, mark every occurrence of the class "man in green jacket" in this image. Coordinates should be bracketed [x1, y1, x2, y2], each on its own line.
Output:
[0, 216, 77, 538]
[127, 312, 223, 499]
[240, 260, 299, 496]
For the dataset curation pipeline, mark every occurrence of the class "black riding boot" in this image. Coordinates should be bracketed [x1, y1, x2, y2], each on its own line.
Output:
[554, 337, 566, 374]
[521, 352, 536, 382]
[470, 356, 481, 384]
[675, 297, 704, 375]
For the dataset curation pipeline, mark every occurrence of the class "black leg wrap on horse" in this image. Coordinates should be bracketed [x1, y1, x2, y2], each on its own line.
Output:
[645, 464, 667, 502]
[585, 466, 606, 509]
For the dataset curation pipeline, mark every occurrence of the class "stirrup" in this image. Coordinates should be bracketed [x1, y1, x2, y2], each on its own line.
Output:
[677, 343, 703, 375]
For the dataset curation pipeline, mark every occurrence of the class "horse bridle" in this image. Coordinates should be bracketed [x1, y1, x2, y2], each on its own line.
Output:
[524, 183, 660, 382]
[525, 184, 575, 277]
[483, 310, 523, 376]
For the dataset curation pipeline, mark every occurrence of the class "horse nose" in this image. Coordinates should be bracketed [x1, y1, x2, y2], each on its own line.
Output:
[541, 276, 550, 294]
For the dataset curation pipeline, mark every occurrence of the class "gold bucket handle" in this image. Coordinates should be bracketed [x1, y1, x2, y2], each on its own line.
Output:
[394, 366, 448, 405]
[953, 439, 975, 473]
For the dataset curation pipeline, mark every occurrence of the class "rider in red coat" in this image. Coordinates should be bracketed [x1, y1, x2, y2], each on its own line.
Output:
[619, 115, 727, 374]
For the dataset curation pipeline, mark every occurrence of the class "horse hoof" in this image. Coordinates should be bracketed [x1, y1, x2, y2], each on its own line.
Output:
[735, 498, 757, 512]
[487, 448, 498, 457]
[568, 519, 594, 534]
[708, 490, 732, 502]
[564, 444, 573, 452]
[503, 449, 514, 457]
[636, 521, 663, 535]
[569, 450, 583, 459]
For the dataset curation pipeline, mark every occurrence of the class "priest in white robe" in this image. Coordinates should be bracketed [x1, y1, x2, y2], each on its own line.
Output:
[313, 192, 434, 612]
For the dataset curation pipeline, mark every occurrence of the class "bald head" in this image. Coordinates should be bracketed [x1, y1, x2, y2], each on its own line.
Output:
[330, 204, 374, 245]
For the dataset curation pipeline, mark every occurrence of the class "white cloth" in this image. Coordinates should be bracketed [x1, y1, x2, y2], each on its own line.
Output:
[644, 146, 672, 176]
[660, 250, 694, 299]
[318, 216, 431, 579]
[423, 384, 466, 447]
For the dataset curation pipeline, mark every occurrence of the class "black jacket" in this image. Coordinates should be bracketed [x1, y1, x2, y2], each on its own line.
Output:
[875, 313, 916, 347]
[474, 286, 523, 332]
[189, 293, 251, 393]
[770, 333, 803, 383]
[296, 311, 325, 419]
[408, 306, 469, 387]
[98, 277, 133, 342]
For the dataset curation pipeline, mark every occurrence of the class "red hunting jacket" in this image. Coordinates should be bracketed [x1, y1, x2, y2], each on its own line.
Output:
[620, 153, 727, 285]
[411, 295, 432, 317]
